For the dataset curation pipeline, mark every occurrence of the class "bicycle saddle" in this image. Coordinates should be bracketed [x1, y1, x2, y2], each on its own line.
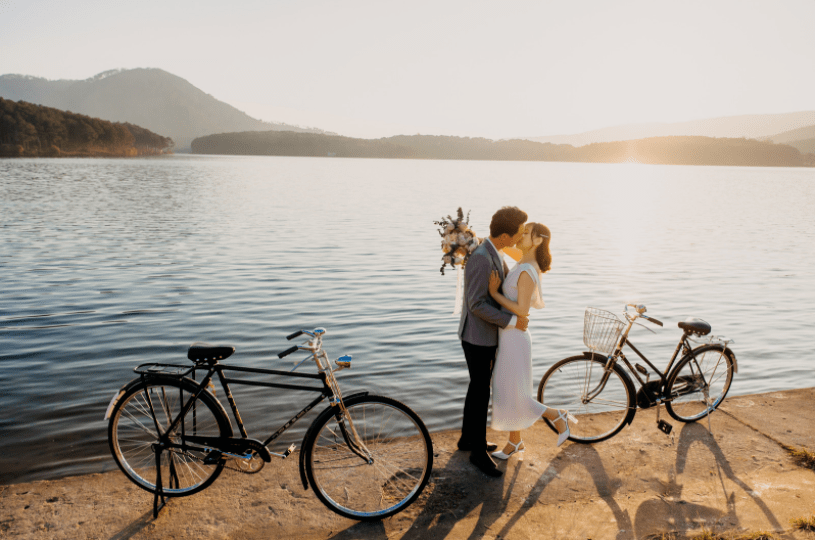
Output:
[678, 317, 711, 336]
[187, 342, 235, 362]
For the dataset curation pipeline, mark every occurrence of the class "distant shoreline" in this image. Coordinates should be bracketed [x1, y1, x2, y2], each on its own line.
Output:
[191, 131, 815, 168]
[0, 145, 171, 158]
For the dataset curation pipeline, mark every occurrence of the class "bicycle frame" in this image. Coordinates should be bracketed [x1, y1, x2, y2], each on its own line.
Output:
[153, 362, 331, 454]
[585, 312, 693, 405]
[132, 329, 369, 461]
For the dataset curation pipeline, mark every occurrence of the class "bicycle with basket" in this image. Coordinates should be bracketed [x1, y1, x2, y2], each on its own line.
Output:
[537, 304, 737, 442]
[104, 327, 433, 520]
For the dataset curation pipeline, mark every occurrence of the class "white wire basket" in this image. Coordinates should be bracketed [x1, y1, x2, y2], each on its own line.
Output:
[583, 307, 625, 356]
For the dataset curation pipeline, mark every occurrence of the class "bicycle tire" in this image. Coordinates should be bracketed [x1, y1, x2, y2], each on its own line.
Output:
[108, 375, 232, 496]
[537, 354, 636, 443]
[303, 394, 433, 521]
[665, 344, 735, 423]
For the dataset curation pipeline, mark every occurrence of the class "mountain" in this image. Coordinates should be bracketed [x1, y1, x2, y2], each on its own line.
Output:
[0, 68, 328, 150]
[192, 131, 814, 167]
[761, 124, 815, 155]
[525, 111, 815, 147]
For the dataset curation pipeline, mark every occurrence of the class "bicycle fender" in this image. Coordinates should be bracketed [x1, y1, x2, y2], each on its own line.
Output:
[298, 391, 370, 490]
[104, 377, 150, 419]
[725, 347, 738, 374]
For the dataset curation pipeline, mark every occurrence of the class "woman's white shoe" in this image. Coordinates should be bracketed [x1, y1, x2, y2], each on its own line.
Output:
[554, 409, 578, 447]
[491, 440, 525, 460]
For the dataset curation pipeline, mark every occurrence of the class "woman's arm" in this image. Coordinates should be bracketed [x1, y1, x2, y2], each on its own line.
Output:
[488, 270, 534, 318]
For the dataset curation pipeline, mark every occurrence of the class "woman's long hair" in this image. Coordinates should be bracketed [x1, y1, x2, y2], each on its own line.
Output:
[531, 222, 552, 273]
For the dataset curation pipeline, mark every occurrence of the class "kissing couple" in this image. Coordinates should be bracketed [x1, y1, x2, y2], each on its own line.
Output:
[457, 206, 576, 477]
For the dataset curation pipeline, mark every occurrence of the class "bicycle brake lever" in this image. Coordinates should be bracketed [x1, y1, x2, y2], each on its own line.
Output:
[633, 321, 657, 334]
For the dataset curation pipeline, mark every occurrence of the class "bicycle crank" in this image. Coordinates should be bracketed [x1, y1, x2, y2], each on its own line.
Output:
[231, 450, 265, 474]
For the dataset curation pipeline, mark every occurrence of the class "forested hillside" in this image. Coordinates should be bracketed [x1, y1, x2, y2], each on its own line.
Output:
[191, 131, 815, 167]
[0, 98, 173, 157]
[191, 130, 416, 159]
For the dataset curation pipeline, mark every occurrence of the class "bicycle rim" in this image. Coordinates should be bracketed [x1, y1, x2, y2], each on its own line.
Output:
[666, 346, 733, 422]
[109, 378, 229, 496]
[307, 396, 432, 520]
[538, 356, 634, 442]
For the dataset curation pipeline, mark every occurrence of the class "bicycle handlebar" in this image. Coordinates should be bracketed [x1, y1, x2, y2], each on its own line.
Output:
[278, 345, 298, 358]
[643, 315, 663, 327]
[624, 304, 663, 327]
[287, 330, 304, 340]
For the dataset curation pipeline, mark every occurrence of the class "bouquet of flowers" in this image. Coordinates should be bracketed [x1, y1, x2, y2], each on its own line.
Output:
[434, 208, 481, 275]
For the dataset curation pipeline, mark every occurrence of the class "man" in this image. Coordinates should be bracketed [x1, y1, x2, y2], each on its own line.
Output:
[458, 206, 528, 477]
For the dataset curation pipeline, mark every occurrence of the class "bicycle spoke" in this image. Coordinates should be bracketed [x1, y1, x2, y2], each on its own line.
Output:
[307, 397, 431, 519]
[110, 379, 227, 496]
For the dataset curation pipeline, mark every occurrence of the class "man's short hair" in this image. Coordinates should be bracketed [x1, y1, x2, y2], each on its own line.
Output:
[489, 206, 528, 238]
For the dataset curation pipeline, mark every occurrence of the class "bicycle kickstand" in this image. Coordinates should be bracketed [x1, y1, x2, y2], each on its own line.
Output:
[152, 443, 168, 518]
[656, 404, 674, 444]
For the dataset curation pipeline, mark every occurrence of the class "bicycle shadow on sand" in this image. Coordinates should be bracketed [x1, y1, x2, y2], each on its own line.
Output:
[632, 421, 787, 539]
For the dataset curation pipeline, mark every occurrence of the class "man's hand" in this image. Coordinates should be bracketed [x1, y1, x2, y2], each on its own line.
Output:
[489, 270, 501, 296]
[515, 315, 529, 331]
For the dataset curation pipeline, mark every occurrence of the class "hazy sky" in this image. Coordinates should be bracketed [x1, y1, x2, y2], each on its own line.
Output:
[1, 0, 814, 139]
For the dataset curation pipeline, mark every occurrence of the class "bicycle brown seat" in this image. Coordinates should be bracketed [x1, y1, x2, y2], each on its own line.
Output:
[678, 317, 711, 336]
[187, 343, 235, 362]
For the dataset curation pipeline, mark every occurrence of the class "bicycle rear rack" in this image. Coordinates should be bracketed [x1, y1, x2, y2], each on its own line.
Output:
[134, 363, 197, 378]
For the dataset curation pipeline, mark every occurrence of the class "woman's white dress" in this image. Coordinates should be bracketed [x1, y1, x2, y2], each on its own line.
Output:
[491, 263, 548, 431]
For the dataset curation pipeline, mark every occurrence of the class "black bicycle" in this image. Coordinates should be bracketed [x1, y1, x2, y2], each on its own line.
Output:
[537, 304, 737, 443]
[104, 327, 433, 520]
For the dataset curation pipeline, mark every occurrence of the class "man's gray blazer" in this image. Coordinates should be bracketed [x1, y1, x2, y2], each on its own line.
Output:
[458, 241, 513, 346]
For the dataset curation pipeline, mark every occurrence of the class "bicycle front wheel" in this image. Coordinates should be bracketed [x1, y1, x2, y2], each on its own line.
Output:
[537, 355, 636, 443]
[108, 375, 232, 496]
[665, 344, 735, 422]
[304, 394, 433, 521]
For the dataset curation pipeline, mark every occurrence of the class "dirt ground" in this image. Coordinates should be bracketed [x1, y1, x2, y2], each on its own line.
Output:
[2, 388, 814, 540]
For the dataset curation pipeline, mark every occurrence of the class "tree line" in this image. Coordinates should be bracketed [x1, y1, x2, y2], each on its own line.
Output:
[192, 131, 815, 167]
[0, 98, 173, 157]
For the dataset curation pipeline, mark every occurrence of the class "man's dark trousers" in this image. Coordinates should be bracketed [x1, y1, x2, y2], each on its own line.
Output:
[460, 340, 497, 451]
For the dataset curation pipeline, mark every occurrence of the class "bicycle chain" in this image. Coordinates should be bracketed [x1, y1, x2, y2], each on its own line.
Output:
[177, 449, 265, 475]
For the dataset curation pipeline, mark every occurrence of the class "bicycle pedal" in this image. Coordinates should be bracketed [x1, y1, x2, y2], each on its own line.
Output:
[657, 420, 673, 435]
[203, 450, 224, 465]
[282, 444, 296, 459]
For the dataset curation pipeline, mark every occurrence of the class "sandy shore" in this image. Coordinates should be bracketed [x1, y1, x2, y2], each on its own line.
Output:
[2, 388, 814, 540]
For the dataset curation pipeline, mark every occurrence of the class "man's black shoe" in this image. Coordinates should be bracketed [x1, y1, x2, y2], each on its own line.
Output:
[457, 439, 498, 452]
[469, 452, 503, 477]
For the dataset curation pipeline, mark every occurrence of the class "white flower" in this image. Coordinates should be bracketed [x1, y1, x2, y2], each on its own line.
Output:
[445, 223, 455, 233]
[442, 240, 452, 252]
[458, 222, 469, 232]
[443, 254, 453, 264]
[457, 233, 469, 245]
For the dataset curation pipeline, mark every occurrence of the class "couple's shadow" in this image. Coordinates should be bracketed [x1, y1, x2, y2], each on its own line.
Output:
[399, 448, 524, 540]
[398, 444, 631, 540]
[322, 448, 524, 540]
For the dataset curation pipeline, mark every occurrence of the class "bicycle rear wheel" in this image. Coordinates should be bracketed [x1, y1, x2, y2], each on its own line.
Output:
[303, 394, 433, 521]
[537, 355, 636, 443]
[108, 375, 232, 496]
[665, 344, 734, 422]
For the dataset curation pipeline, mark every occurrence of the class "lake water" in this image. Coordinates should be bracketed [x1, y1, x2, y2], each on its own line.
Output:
[1, 155, 813, 484]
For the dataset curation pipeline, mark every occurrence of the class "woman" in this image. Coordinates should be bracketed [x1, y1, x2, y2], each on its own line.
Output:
[488, 222, 576, 459]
